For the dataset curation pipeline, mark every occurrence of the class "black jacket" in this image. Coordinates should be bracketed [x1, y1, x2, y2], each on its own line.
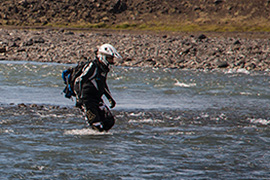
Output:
[74, 59, 113, 106]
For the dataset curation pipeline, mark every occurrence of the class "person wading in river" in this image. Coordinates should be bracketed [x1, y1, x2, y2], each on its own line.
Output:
[62, 44, 122, 132]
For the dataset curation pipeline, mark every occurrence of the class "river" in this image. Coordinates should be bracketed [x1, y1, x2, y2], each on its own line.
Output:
[0, 61, 270, 179]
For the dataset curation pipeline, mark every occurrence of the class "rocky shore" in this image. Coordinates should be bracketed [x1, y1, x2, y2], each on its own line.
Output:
[0, 28, 269, 71]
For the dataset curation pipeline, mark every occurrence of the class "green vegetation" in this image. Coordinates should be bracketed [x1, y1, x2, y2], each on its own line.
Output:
[47, 19, 270, 32]
[45, 22, 109, 29]
[2, 19, 270, 33]
[107, 17, 270, 32]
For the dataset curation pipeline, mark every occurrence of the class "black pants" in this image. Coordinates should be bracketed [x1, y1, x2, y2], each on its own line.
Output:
[78, 85, 115, 132]
[77, 97, 115, 132]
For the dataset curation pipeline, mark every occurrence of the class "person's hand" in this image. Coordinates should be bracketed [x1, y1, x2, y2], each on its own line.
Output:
[109, 98, 116, 108]
[75, 98, 83, 110]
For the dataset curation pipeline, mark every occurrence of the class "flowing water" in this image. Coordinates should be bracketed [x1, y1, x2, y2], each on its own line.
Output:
[0, 61, 270, 179]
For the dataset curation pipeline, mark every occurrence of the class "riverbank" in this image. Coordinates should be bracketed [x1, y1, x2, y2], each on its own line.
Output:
[0, 27, 269, 71]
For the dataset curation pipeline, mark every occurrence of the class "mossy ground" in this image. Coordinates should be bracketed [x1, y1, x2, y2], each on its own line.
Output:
[42, 19, 270, 33]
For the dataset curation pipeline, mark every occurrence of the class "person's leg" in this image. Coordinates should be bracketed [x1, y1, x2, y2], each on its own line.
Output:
[99, 104, 115, 132]
[80, 88, 105, 131]
[85, 106, 105, 132]
[79, 99, 103, 131]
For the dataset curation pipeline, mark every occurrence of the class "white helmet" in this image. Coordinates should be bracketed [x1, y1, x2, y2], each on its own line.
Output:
[97, 43, 122, 66]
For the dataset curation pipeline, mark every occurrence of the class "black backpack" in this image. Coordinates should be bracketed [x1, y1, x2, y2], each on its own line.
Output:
[62, 61, 89, 99]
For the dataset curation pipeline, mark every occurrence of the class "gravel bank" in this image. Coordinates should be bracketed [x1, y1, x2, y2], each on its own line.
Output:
[0, 28, 269, 71]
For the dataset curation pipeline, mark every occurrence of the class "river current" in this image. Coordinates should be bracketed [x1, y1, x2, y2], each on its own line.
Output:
[0, 61, 270, 179]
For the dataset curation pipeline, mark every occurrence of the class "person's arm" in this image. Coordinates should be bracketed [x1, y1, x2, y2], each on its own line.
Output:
[104, 83, 116, 108]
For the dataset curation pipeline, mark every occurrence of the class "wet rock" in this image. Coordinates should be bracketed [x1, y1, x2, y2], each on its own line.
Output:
[18, 103, 27, 108]
[30, 104, 38, 108]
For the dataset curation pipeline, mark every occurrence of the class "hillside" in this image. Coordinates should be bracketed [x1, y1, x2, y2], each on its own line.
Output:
[1, 0, 270, 32]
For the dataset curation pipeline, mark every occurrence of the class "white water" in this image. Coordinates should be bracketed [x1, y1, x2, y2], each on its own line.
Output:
[1, 61, 269, 111]
[1, 61, 270, 179]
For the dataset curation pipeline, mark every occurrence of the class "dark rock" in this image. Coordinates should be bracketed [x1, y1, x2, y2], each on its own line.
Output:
[18, 103, 27, 108]
[246, 62, 256, 70]
[58, 29, 65, 33]
[234, 40, 241, 45]
[23, 39, 34, 46]
[13, 37, 21, 41]
[110, 0, 127, 13]
[10, 42, 19, 47]
[235, 60, 245, 67]
[125, 57, 132, 61]
[194, 6, 202, 11]
[64, 31, 75, 35]
[197, 34, 207, 41]
[30, 104, 38, 108]
[32, 37, 45, 43]
[216, 61, 229, 68]
[0, 47, 6, 53]
[214, 0, 223, 5]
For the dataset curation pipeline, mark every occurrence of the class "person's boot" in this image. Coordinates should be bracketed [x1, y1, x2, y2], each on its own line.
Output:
[91, 122, 104, 132]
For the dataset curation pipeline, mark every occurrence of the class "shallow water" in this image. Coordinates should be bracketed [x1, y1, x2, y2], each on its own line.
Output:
[0, 61, 270, 179]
